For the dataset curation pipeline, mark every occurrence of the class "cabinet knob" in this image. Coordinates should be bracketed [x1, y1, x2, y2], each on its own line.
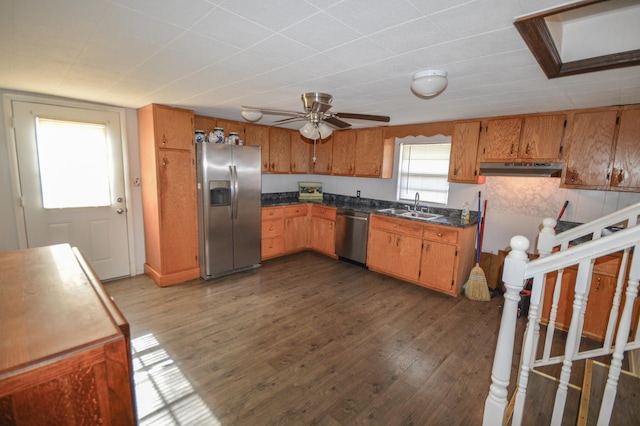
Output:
[510, 143, 515, 156]
[437, 233, 443, 237]
[596, 276, 601, 290]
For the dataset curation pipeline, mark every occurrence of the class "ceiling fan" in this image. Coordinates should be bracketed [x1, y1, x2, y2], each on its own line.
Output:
[240, 92, 390, 139]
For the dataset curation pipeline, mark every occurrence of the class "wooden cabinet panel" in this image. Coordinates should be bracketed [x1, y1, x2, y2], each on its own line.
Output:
[564, 110, 617, 188]
[262, 235, 284, 259]
[244, 123, 270, 172]
[215, 118, 244, 137]
[262, 206, 284, 220]
[369, 214, 423, 238]
[194, 114, 217, 134]
[611, 107, 640, 191]
[158, 150, 199, 275]
[448, 121, 482, 183]
[354, 127, 393, 177]
[309, 216, 335, 256]
[419, 240, 457, 292]
[519, 114, 565, 160]
[331, 130, 356, 175]
[261, 207, 284, 260]
[311, 204, 337, 221]
[479, 117, 522, 161]
[153, 104, 194, 150]
[284, 204, 308, 218]
[262, 217, 284, 239]
[268, 127, 291, 173]
[290, 132, 311, 174]
[312, 138, 333, 175]
[423, 224, 458, 244]
[284, 216, 308, 253]
[367, 228, 421, 281]
[138, 104, 199, 286]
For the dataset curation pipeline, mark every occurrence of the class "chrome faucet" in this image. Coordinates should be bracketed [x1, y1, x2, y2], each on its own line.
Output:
[414, 192, 420, 211]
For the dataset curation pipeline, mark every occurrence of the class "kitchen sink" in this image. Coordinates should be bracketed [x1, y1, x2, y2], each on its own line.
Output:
[377, 208, 410, 215]
[399, 211, 443, 221]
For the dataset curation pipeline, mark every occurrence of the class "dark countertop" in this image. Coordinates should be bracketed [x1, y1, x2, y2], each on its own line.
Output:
[261, 192, 477, 229]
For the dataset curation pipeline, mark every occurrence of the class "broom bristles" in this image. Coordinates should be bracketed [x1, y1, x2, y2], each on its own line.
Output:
[465, 263, 491, 301]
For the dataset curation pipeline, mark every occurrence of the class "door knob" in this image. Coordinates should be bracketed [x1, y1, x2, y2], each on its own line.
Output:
[116, 208, 125, 214]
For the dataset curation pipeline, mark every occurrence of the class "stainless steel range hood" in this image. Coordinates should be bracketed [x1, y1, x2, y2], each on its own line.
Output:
[479, 162, 563, 177]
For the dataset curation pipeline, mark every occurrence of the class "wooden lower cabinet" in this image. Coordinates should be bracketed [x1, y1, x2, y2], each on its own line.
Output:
[261, 206, 285, 260]
[367, 214, 475, 296]
[541, 253, 638, 342]
[284, 204, 309, 253]
[0, 245, 135, 425]
[309, 205, 337, 257]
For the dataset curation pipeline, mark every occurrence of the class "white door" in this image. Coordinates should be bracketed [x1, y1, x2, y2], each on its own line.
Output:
[12, 100, 130, 280]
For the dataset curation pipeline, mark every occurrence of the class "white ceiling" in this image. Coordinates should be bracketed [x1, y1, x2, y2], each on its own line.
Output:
[1, 0, 639, 129]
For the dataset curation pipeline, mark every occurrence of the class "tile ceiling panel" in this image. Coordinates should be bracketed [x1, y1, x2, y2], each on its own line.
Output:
[0, 0, 638, 127]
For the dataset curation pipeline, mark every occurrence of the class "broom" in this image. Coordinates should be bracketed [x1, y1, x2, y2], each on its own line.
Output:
[465, 191, 491, 301]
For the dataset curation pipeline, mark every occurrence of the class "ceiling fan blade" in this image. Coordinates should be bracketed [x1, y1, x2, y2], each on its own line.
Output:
[241, 105, 303, 117]
[272, 116, 306, 125]
[323, 116, 352, 129]
[311, 101, 332, 114]
[335, 112, 390, 122]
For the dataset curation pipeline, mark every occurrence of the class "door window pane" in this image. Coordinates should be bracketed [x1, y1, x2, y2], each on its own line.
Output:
[36, 118, 111, 208]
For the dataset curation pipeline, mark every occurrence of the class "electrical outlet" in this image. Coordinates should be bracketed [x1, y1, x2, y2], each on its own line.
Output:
[356, 190, 361, 197]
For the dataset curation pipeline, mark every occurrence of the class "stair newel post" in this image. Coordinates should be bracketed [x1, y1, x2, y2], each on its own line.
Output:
[483, 236, 529, 426]
[537, 217, 556, 258]
[597, 254, 640, 426]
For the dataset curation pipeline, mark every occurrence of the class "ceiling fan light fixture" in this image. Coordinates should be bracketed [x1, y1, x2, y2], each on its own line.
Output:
[300, 122, 319, 139]
[317, 122, 333, 139]
[240, 108, 263, 122]
[410, 70, 448, 97]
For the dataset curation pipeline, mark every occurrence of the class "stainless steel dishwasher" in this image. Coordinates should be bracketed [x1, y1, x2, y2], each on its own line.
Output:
[335, 209, 369, 264]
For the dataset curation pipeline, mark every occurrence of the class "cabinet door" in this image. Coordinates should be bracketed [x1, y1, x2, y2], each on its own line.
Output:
[354, 127, 384, 176]
[583, 273, 616, 340]
[268, 127, 291, 173]
[290, 132, 311, 174]
[284, 216, 308, 252]
[158, 150, 198, 273]
[479, 117, 522, 161]
[395, 234, 422, 281]
[331, 130, 356, 175]
[418, 240, 457, 292]
[564, 110, 617, 188]
[611, 108, 640, 190]
[367, 228, 396, 272]
[312, 138, 333, 175]
[309, 217, 335, 256]
[542, 268, 577, 330]
[194, 115, 217, 134]
[367, 228, 421, 281]
[154, 105, 194, 150]
[448, 121, 481, 183]
[519, 114, 565, 161]
[244, 123, 270, 173]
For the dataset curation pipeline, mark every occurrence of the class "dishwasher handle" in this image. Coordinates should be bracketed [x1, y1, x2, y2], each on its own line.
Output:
[338, 214, 368, 221]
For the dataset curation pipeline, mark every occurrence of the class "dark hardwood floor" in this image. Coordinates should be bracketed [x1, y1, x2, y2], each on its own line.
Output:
[106, 251, 510, 425]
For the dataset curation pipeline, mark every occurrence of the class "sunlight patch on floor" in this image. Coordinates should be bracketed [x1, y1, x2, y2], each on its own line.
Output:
[131, 333, 221, 425]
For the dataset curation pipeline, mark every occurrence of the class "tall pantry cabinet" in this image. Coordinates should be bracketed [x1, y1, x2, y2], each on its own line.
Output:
[138, 104, 200, 286]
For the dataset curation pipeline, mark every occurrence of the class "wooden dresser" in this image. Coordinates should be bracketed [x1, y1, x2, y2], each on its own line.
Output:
[0, 244, 136, 425]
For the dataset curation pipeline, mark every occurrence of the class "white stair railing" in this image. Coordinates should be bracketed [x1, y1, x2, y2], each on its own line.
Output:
[483, 202, 640, 426]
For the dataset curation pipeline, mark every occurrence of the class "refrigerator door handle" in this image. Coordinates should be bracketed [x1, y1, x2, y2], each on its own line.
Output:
[232, 165, 239, 219]
[228, 165, 235, 219]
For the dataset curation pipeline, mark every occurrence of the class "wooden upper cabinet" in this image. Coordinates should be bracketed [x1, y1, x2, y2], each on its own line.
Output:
[331, 130, 356, 175]
[611, 107, 640, 191]
[354, 127, 392, 177]
[479, 117, 522, 161]
[519, 114, 566, 160]
[312, 138, 333, 175]
[563, 109, 618, 188]
[268, 127, 291, 173]
[290, 131, 311, 174]
[215, 118, 244, 138]
[244, 123, 270, 172]
[448, 121, 482, 183]
[194, 114, 217, 135]
[153, 104, 194, 150]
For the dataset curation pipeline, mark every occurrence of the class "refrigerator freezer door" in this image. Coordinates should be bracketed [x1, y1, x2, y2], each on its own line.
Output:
[231, 145, 262, 270]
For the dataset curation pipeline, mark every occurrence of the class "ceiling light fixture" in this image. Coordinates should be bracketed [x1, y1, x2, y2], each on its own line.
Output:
[240, 108, 263, 122]
[410, 70, 448, 98]
[299, 121, 333, 140]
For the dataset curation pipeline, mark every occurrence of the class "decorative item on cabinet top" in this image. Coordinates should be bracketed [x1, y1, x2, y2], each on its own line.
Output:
[299, 181, 323, 201]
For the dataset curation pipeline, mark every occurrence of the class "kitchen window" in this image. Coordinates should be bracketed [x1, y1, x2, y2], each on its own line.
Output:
[397, 139, 451, 205]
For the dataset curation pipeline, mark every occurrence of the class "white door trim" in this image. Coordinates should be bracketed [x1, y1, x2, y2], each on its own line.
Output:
[3, 92, 136, 278]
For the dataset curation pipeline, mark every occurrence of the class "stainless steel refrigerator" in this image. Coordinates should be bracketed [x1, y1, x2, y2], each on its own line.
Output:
[196, 143, 261, 279]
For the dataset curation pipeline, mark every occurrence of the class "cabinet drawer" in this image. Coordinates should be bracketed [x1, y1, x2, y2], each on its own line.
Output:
[262, 236, 284, 258]
[311, 204, 336, 220]
[262, 206, 284, 220]
[370, 214, 423, 238]
[262, 219, 284, 238]
[423, 225, 458, 244]
[284, 204, 309, 218]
